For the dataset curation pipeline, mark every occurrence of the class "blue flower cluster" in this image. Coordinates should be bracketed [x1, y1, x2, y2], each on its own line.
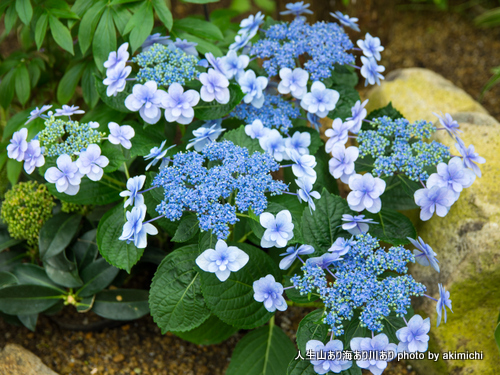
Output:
[36, 116, 103, 157]
[292, 234, 426, 334]
[251, 17, 354, 80]
[152, 140, 287, 239]
[133, 43, 199, 87]
[231, 93, 300, 133]
[357, 116, 450, 181]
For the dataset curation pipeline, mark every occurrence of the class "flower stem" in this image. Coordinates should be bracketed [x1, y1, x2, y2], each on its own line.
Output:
[102, 174, 126, 188]
[123, 162, 130, 180]
[237, 230, 253, 243]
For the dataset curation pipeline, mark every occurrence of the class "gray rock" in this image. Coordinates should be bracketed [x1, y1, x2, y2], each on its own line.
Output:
[0, 343, 59, 375]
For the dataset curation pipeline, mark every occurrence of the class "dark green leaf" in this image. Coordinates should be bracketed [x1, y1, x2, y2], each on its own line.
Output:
[366, 102, 404, 122]
[0, 272, 18, 288]
[35, 13, 49, 50]
[201, 242, 279, 329]
[110, 5, 131, 35]
[44, 250, 83, 288]
[128, 1, 153, 52]
[173, 314, 239, 345]
[342, 311, 369, 348]
[222, 125, 262, 155]
[327, 86, 360, 121]
[97, 205, 143, 273]
[364, 209, 417, 245]
[78, 258, 120, 297]
[78, 0, 106, 54]
[101, 141, 128, 173]
[18, 313, 38, 331]
[286, 359, 316, 375]
[4, 6, 18, 34]
[0, 285, 62, 315]
[92, 289, 149, 320]
[47, 175, 123, 205]
[6, 159, 22, 186]
[57, 62, 86, 104]
[76, 295, 94, 312]
[149, 245, 211, 333]
[323, 65, 358, 88]
[39, 213, 81, 261]
[2, 108, 31, 142]
[194, 83, 244, 120]
[82, 62, 100, 108]
[130, 124, 166, 158]
[13, 264, 64, 291]
[49, 15, 74, 54]
[14, 65, 30, 105]
[296, 310, 328, 354]
[183, 0, 219, 3]
[72, 229, 98, 271]
[226, 324, 296, 375]
[93, 8, 116, 72]
[171, 214, 199, 242]
[0, 249, 25, 273]
[95, 75, 131, 113]
[173, 18, 223, 41]
[0, 234, 22, 252]
[0, 70, 15, 109]
[15, 0, 32, 25]
[151, 0, 173, 30]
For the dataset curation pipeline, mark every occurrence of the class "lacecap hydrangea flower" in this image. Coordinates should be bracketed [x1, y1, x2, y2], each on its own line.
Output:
[196, 240, 249, 281]
[260, 210, 295, 248]
[119, 204, 158, 248]
[396, 314, 431, 353]
[350, 334, 397, 375]
[45, 154, 83, 196]
[306, 339, 352, 374]
[253, 274, 287, 312]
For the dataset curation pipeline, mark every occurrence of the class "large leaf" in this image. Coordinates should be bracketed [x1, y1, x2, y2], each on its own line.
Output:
[194, 84, 244, 120]
[44, 250, 83, 288]
[18, 313, 38, 331]
[286, 359, 316, 375]
[173, 314, 239, 345]
[78, 258, 120, 297]
[35, 13, 49, 50]
[126, 1, 154, 52]
[173, 18, 223, 41]
[39, 213, 81, 261]
[380, 174, 420, 210]
[97, 205, 143, 273]
[301, 190, 349, 254]
[49, 15, 74, 54]
[93, 8, 116, 72]
[12, 264, 64, 292]
[14, 64, 30, 105]
[0, 285, 62, 315]
[47, 175, 123, 205]
[200, 242, 280, 329]
[296, 310, 329, 355]
[92, 288, 149, 320]
[78, 0, 106, 54]
[149, 245, 210, 333]
[15, 0, 33, 25]
[342, 311, 369, 349]
[364, 209, 417, 246]
[0, 272, 18, 288]
[222, 125, 262, 155]
[226, 324, 296, 375]
[151, 0, 173, 30]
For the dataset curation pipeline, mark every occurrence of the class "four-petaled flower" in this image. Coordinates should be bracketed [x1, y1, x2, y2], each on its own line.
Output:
[350, 334, 397, 375]
[360, 56, 385, 86]
[433, 112, 462, 139]
[142, 34, 171, 51]
[396, 314, 431, 353]
[330, 11, 360, 32]
[341, 214, 377, 235]
[45, 154, 83, 195]
[25, 105, 52, 124]
[328, 236, 355, 259]
[144, 140, 169, 170]
[200, 68, 230, 104]
[357, 33, 384, 61]
[280, 2, 314, 17]
[325, 119, 352, 152]
[285, 131, 311, 156]
[125, 81, 167, 124]
[119, 205, 158, 249]
[120, 175, 146, 208]
[455, 139, 486, 178]
[76, 144, 109, 181]
[187, 120, 225, 151]
[229, 33, 252, 51]
[290, 152, 317, 183]
[259, 129, 286, 161]
[162, 83, 200, 125]
[238, 70, 268, 108]
[104, 42, 129, 70]
[55, 105, 84, 117]
[301, 81, 340, 118]
[329, 144, 359, 184]
[196, 239, 249, 281]
[279, 244, 314, 270]
[278, 67, 309, 99]
[173, 38, 198, 57]
[414, 185, 455, 221]
[436, 283, 453, 327]
[253, 274, 287, 312]
[7, 128, 28, 161]
[306, 339, 353, 374]
[260, 210, 294, 248]
[108, 122, 135, 149]
[347, 174, 386, 213]
[408, 236, 440, 273]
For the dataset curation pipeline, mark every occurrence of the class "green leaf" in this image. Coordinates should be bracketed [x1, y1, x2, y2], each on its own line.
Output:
[92, 289, 149, 320]
[111, 5, 131, 35]
[82, 62, 100, 108]
[0, 285, 62, 315]
[301, 190, 349, 254]
[57, 62, 86, 104]
[130, 124, 166, 158]
[49, 15, 74, 54]
[127, 1, 154, 52]
[198, 230, 218, 252]
[15, 0, 32, 25]
[78, 0, 106, 54]
[323, 65, 358, 88]
[342, 311, 368, 348]
[175, 32, 222, 57]
[296, 310, 329, 354]
[0, 70, 15, 109]
[286, 359, 316, 375]
[39, 213, 82, 261]
[195, 83, 244, 120]
[95, 75, 131, 113]
[201, 242, 279, 329]
[18, 313, 38, 331]
[222, 125, 262, 155]
[47, 176, 123, 205]
[101, 141, 128, 172]
[0, 250, 25, 273]
[171, 214, 199, 243]
[72, 229, 98, 271]
[172, 314, 239, 345]
[327, 85, 360, 121]
[4, 6, 18, 34]
[364, 209, 417, 246]
[76, 295, 94, 312]
[97, 205, 143, 273]
[173, 17, 224, 41]
[151, 0, 173, 30]
[78, 258, 120, 297]
[12, 264, 64, 292]
[366, 102, 404, 122]
[226, 324, 296, 375]
[0, 272, 18, 288]
[93, 8, 116, 72]
[0, 235, 22, 252]
[6, 159, 22, 186]
[382, 309, 414, 344]
[35, 13, 49, 50]
[2, 108, 31, 142]
[183, 0, 219, 3]
[44, 250, 83, 288]
[149, 244, 211, 333]
[14, 65, 30, 105]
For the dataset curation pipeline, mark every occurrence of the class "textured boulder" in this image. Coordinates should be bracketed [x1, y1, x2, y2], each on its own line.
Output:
[367, 70, 500, 375]
[0, 343, 59, 375]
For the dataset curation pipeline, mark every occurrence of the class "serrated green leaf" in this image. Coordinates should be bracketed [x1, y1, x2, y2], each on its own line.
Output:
[296, 310, 328, 354]
[35, 13, 49, 50]
[194, 83, 244, 120]
[0, 285, 62, 315]
[327, 85, 360, 121]
[222, 125, 262, 155]
[93, 8, 116, 72]
[78, 258, 119, 297]
[49, 15, 74, 54]
[173, 17, 223, 41]
[78, 0, 106, 54]
[171, 214, 199, 242]
[365, 209, 417, 246]
[57, 62, 86, 104]
[227, 324, 296, 375]
[200, 242, 279, 329]
[149, 244, 211, 333]
[15, 0, 32, 25]
[97, 205, 143, 273]
[39, 213, 81, 261]
[92, 288, 149, 320]
[151, 0, 173, 30]
[286, 359, 316, 375]
[173, 314, 239, 345]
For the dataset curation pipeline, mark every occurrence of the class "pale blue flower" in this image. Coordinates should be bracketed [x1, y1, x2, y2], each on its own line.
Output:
[436, 283, 453, 327]
[25, 105, 52, 124]
[396, 314, 431, 353]
[307, 112, 322, 132]
[307, 252, 341, 269]
[433, 112, 461, 139]
[329, 144, 359, 184]
[229, 33, 252, 51]
[280, 2, 313, 17]
[341, 214, 377, 235]
[119, 205, 158, 249]
[414, 185, 455, 221]
[347, 173, 386, 213]
[120, 175, 146, 208]
[285, 131, 310, 156]
[75, 144, 109, 181]
[455, 139, 486, 178]
[205, 52, 227, 76]
[238, 70, 268, 108]
[23, 139, 45, 174]
[350, 334, 397, 375]
[239, 12, 264, 38]
[142, 34, 171, 51]
[278, 67, 309, 99]
[104, 42, 129, 70]
[89, 121, 99, 129]
[301, 81, 340, 118]
[55, 105, 84, 117]
[125, 81, 168, 124]
[330, 11, 360, 32]
[253, 274, 287, 312]
[103, 63, 131, 97]
[408, 236, 440, 272]
[200, 68, 230, 104]
[260, 210, 294, 248]
[222, 50, 249, 80]
[279, 244, 314, 270]
[7, 128, 28, 161]
[306, 339, 352, 374]
[173, 38, 198, 57]
[360, 56, 385, 86]
[296, 178, 320, 211]
[245, 119, 270, 139]
[259, 129, 286, 161]
[144, 140, 169, 170]
[325, 118, 353, 153]
[187, 120, 225, 151]
[427, 157, 475, 201]
[328, 236, 355, 258]
[357, 33, 384, 61]
[162, 82, 200, 125]
[196, 239, 249, 281]
[347, 99, 368, 134]
[290, 152, 317, 183]
[108, 122, 135, 149]
[45, 154, 83, 195]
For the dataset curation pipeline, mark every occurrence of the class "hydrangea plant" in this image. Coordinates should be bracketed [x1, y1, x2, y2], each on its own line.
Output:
[0, 2, 485, 374]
